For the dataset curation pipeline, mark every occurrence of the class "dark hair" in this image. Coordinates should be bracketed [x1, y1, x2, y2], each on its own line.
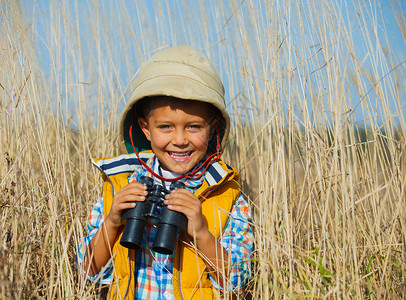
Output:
[135, 96, 221, 123]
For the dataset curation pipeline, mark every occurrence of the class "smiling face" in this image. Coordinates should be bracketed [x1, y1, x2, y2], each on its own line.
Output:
[138, 98, 215, 174]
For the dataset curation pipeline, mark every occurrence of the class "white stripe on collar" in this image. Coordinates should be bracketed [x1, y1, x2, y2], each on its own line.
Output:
[204, 161, 229, 186]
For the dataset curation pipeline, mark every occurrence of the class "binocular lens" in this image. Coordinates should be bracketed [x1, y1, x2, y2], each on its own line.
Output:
[152, 223, 179, 255]
[120, 219, 146, 250]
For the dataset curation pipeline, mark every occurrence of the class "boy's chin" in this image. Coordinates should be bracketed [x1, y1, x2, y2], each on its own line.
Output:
[160, 162, 193, 175]
[159, 152, 201, 175]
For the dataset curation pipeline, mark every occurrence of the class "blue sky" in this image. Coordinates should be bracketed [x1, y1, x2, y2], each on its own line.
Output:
[20, 0, 405, 127]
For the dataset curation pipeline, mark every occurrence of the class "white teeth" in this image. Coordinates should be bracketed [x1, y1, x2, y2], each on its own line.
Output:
[170, 152, 190, 157]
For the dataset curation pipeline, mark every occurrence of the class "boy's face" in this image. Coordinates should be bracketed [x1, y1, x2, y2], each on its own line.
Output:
[138, 100, 214, 174]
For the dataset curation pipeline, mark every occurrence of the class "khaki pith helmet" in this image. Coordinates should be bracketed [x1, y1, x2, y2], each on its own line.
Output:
[119, 45, 230, 154]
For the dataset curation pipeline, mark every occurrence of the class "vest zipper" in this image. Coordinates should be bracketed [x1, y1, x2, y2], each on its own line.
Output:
[178, 239, 185, 300]
[123, 252, 131, 299]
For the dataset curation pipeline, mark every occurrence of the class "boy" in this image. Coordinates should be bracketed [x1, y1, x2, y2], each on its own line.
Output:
[78, 46, 253, 299]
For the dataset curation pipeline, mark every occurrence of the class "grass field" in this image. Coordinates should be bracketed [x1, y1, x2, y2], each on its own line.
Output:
[1, 0, 405, 299]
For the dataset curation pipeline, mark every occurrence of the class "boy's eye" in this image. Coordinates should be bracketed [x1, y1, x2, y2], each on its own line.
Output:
[158, 125, 171, 129]
[189, 124, 202, 129]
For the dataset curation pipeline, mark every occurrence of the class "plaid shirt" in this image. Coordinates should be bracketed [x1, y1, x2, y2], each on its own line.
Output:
[78, 156, 253, 299]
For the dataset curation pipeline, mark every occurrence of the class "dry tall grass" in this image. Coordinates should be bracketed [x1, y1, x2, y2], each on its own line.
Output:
[1, 0, 405, 299]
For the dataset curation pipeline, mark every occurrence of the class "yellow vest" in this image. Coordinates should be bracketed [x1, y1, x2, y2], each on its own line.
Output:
[91, 153, 240, 299]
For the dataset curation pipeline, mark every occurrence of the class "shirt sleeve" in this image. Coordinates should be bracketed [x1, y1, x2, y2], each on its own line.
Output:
[77, 198, 114, 284]
[209, 193, 254, 291]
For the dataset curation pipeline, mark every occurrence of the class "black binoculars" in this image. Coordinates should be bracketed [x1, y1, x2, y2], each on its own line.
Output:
[120, 176, 187, 255]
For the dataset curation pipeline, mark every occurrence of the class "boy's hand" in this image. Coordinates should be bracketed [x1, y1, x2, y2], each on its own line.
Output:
[164, 189, 208, 239]
[106, 182, 148, 229]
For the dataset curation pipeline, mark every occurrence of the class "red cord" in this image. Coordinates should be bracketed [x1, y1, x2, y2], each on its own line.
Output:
[129, 123, 222, 182]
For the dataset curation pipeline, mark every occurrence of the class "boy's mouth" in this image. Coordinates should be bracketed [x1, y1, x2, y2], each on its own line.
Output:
[167, 151, 193, 162]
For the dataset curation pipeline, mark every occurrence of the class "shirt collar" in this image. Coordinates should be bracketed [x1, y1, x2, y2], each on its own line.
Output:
[146, 156, 205, 190]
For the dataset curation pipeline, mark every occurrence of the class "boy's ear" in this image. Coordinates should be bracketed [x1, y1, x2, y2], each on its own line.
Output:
[138, 118, 151, 141]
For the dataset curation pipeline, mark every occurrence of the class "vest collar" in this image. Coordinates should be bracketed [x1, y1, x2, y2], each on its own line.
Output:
[91, 151, 237, 189]
[91, 151, 154, 177]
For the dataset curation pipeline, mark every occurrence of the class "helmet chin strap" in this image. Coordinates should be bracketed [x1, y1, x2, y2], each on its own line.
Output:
[129, 123, 222, 182]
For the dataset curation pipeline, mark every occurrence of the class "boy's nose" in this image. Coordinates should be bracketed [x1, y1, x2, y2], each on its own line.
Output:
[172, 130, 188, 146]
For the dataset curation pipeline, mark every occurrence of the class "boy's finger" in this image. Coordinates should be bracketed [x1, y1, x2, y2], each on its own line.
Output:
[166, 188, 194, 199]
[123, 182, 148, 191]
[164, 197, 200, 212]
[118, 187, 148, 197]
[121, 194, 146, 202]
[117, 202, 137, 211]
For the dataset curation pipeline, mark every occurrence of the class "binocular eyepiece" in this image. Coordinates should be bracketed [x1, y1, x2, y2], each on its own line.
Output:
[120, 176, 187, 255]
